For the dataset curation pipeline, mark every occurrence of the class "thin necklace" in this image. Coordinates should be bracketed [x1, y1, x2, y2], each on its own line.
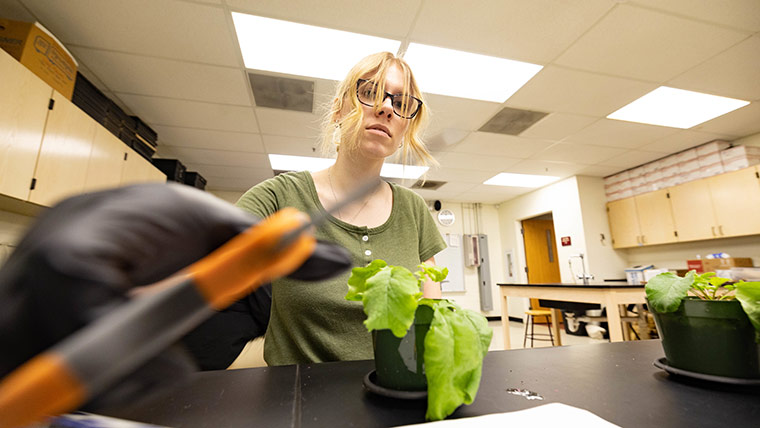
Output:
[328, 167, 377, 224]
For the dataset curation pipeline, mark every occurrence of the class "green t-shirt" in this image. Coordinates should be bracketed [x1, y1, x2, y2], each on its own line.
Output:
[236, 171, 446, 366]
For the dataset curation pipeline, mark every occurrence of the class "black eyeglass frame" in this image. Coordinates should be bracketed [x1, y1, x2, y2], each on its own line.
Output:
[355, 79, 423, 119]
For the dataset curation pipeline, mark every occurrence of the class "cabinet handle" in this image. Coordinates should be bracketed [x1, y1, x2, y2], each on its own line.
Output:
[641, 235, 647, 244]
[636, 235, 641, 245]
[719, 225, 724, 236]
[711, 226, 717, 237]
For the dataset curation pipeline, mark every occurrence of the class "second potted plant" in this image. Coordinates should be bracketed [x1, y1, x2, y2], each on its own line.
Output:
[346, 260, 492, 421]
[645, 270, 760, 379]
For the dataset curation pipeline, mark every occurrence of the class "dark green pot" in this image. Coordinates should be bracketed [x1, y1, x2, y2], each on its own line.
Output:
[372, 305, 434, 391]
[650, 298, 760, 378]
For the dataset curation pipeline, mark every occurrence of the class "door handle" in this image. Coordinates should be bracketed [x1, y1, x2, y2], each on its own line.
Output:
[718, 225, 724, 236]
[711, 226, 717, 237]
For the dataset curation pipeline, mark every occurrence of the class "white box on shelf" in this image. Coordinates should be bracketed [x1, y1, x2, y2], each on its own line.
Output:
[696, 140, 731, 157]
[629, 175, 646, 187]
[626, 265, 654, 285]
[674, 149, 698, 163]
[698, 153, 722, 167]
[657, 175, 681, 188]
[678, 170, 702, 183]
[722, 156, 760, 172]
[644, 170, 662, 183]
[721, 145, 760, 161]
[677, 159, 699, 173]
[660, 155, 680, 168]
[644, 160, 664, 173]
[628, 166, 646, 179]
[698, 162, 725, 178]
[659, 165, 679, 178]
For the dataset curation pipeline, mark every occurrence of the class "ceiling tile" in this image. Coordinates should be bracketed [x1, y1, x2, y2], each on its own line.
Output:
[226, 0, 421, 39]
[206, 176, 271, 191]
[436, 152, 522, 172]
[555, 4, 748, 82]
[519, 113, 598, 140]
[183, 164, 272, 181]
[163, 146, 269, 168]
[152, 126, 264, 152]
[24, 0, 240, 66]
[505, 66, 656, 117]
[71, 48, 251, 105]
[447, 185, 527, 204]
[448, 133, 554, 158]
[505, 160, 587, 177]
[255, 108, 323, 138]
[410, 0, 614, 64]
[668, 36, 760, 101]
[577, 164, 624, 177]
[424, 94, 502, 136]
[692, 102, 760, 137]
[427, 167, 495, 184]
[529, 142, 627, 164]
[117, 94, 259, 133]
[428, 181, 479, 195]
[262, 135, 322, 157]
[639, 130, 734, 153]
[595, 149, 668, 169]
[630, 0, 760, 32]
[563, 119, 678, 149]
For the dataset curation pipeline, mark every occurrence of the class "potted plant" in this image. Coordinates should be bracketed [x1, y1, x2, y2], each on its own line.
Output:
[346, 260, 492, 421]
[645, 270, 760, 379]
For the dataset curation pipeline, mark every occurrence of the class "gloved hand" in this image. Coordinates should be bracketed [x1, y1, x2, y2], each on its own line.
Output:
[0, 183, 350, 408]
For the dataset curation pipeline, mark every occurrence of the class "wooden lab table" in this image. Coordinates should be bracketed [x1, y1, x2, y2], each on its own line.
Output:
[498, 283, 646, 349]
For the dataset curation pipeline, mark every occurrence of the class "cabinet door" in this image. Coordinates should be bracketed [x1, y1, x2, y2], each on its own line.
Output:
[607, 197, 641, 248]
[635, 189, 678, 245]
[708, 166, 760, 237]
[29, 91, 97, 206]
[121, 152, 166, 185]
[83, 127, 128, 193]
[0, 49, 53, 200]
[668, 179, 718, 242]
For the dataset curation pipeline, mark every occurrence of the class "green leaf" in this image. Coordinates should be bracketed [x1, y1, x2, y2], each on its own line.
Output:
[361, 265, 421, 337]
[423, 300, 492, 421]
[645, 271, 695, 313]
[345, 259, 387, 301]
[735, 281, 760, 342]
[418, 263, 449, 283]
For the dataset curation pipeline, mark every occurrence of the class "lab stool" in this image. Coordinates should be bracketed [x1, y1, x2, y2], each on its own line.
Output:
[523, 309, 555, 348]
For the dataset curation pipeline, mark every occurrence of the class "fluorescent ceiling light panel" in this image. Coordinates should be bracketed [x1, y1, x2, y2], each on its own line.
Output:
[484, 173, 559, 188]
[232, 12, 401, 81]
[403, 43, 543, 102]
[268, 154, 428, 180]
[607, 86, 750, 129]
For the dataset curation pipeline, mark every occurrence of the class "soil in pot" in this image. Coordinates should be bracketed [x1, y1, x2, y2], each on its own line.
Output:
[372, 304, 434, 391]
[651, 298, 760, 379]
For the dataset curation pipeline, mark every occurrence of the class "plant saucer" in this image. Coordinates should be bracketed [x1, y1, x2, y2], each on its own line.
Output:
[654, 358, 760, 386]
[362, 370, 427, 400]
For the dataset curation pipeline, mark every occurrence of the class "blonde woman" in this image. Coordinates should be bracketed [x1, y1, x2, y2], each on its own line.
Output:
[209, 52, 445, 367]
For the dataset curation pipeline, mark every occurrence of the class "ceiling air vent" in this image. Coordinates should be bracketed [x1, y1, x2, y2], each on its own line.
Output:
[411, 180, 446, 190]
[478, 106, 548, 135]
[249, 73, 314, 113]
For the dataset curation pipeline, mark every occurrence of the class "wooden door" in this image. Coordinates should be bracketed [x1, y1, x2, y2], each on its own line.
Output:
[523, 218, 561, 323]
[0, 49, 52, 200]
[708, 167, 760, 237]
[635, 189, 678, 245]
[83, 127, 128, 193]
[668, 179, 717, 242]
[28, 91, 96, 206]
[607, 197, 641, 248]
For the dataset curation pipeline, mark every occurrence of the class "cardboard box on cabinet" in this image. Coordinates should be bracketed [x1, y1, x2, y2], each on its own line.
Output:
[0, 19, 77, 99]
[702, 257, 753, 272]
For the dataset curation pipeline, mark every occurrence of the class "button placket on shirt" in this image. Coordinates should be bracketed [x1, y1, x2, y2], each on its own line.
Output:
[360, 230, 372, 262]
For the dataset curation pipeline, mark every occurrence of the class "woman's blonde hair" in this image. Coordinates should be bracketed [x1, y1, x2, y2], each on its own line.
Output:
[319, 52, 436, 168]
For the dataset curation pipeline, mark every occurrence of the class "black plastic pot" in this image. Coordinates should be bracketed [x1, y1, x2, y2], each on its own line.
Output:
[650, 297, 760, 378]
[372, 304, 434, 391]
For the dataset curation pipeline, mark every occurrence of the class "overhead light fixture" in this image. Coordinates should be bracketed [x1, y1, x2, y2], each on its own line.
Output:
[484, 172, 559, 188]
[268, 154, 429, 180]
[607, 86, 750, 129]
[403, 43, 543, 102]
[232, 12, 401, 81]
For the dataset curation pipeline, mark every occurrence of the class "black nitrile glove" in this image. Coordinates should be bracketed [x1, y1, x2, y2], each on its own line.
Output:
[0, 183, 350, 406]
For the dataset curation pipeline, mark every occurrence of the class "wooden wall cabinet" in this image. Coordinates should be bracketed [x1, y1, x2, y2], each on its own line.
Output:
[608, 166, 760, 248]
[1, 48, 165, 212]
[0, 48, 52, 200]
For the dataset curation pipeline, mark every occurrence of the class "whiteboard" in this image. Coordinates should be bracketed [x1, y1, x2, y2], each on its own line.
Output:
[436, 233, 465, 292]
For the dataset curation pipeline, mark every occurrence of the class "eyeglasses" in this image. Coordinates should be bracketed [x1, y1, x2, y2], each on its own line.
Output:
[356, 79, 422, 119]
